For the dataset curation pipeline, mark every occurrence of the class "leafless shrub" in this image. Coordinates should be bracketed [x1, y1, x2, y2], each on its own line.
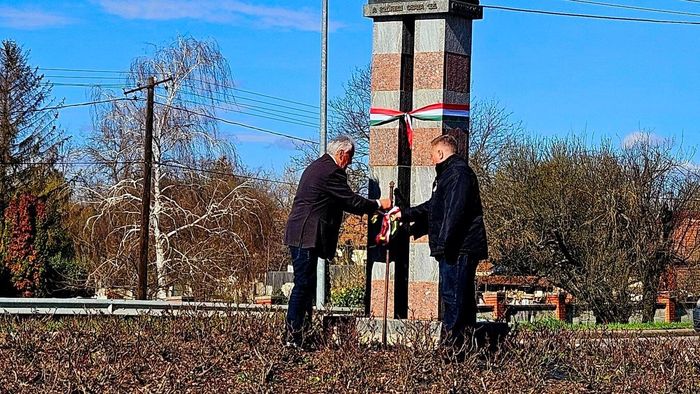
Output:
[0, 313, 698, 393]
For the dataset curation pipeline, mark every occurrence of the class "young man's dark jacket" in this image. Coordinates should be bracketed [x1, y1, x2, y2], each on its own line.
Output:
[402, 154, 488, 261]
[284, 154, 378, 259]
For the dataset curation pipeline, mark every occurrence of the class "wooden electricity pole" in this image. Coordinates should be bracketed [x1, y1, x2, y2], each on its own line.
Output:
[124, 76, 172, 300]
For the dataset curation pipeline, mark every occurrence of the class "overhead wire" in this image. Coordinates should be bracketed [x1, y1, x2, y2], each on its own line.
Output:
[481, 4, 700, 24]
[37, 68, 349, 126]
[43, 79, 331, 123]
[32, 71, 324, 141]
[153, 95, 321, 135]
[157, 161, 296, 186]
[156, 93, 320, 126]
[1, 160, 143, 166]
[38, 67, 323, 112]
[177, 86, 327, 117]
[1, 159, 294, 185]
[154, 101, 317, 144]
[12, 90, 316, 148]
[560, 0, 700, 17]
[38, 67, 131, 74]
[37, 97, 142, 112]
[40, 71, 336, 123]
[179, 78, 319, 109]
[45, 82, 126, 88]
[43, 74, 127, 81]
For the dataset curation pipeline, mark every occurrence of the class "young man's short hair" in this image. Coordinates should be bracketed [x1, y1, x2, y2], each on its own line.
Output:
[430, 134, 458, 153]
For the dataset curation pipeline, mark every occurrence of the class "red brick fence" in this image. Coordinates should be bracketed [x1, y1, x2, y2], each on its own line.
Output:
[480, 291, 697, 324]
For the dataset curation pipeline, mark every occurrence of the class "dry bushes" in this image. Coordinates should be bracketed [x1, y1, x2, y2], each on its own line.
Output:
[0, 313, 698, 393]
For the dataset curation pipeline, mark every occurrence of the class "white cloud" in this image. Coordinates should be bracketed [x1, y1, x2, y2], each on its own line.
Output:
[0, 6, 73, 29]
[233, 132, 298, 150]
[621, 131, 664, 148]
[96, 0, 343, 32]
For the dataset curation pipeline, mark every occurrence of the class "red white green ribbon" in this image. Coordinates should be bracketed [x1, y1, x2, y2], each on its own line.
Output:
[372, 207, 401, 246]
[369, 103, 470, 148]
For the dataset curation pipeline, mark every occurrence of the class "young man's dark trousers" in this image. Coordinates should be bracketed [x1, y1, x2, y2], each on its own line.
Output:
[439, 254, 479, 349]
[285, 246, 318, 345]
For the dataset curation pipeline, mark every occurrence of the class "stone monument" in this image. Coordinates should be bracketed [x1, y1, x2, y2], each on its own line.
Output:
[365, 0, 482, 320]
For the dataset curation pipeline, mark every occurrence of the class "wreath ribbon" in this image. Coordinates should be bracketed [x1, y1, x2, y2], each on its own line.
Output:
[369, 103, 470, 148]
[372, 207, 401, 246]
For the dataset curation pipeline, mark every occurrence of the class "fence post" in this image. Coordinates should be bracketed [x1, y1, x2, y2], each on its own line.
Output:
[484, 291, 506, 321]
[547, 292, 568, 322]
[657, 292, 678, 323]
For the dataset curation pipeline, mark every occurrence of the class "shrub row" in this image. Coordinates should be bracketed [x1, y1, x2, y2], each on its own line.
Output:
[0, 313, 698, 393]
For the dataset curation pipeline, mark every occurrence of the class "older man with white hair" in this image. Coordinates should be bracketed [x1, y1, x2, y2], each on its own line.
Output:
[284, 135, 392, 348]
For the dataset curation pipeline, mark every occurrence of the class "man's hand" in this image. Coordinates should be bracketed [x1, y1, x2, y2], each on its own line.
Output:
[378, 198, 393, 210]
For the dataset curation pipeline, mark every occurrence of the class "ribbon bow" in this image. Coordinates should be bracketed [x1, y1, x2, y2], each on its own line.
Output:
[372, 206, 401, 246]
[369, 103, 470, 149]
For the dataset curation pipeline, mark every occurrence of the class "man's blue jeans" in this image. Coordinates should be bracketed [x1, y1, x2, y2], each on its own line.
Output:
[439, 254, 478, 347]
[285, 246, 318, 344]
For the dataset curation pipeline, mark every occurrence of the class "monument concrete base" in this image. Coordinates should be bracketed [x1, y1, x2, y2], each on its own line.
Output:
[353, 317, 511, 350]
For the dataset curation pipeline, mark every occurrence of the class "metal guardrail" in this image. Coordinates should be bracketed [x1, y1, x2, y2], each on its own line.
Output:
[0, 298, 360, 316]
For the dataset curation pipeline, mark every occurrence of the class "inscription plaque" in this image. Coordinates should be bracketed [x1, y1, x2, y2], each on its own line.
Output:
[364, 0, 482, 19]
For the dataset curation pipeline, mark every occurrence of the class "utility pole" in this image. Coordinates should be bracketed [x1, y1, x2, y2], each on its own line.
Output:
[316, 0, 329, 311]
[124, 76, 172, 300]
[320, 0, 328, 157]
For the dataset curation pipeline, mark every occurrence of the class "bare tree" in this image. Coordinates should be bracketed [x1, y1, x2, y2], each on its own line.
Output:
[486, 135, 700, 323]
[290, 66, 369, 192]
[468, 98, 523, 184]
[78, 37, 265, 299]
[619, 133, 700, 322]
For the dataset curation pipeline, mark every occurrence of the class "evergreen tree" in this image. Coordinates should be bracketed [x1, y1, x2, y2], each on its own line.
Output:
[0, 40, 63, 236]
[0, 40, 72, 296]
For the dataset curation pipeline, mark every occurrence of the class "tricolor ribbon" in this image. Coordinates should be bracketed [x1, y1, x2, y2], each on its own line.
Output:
[372, 207, 401, 246]
[369, 103, 470, 148]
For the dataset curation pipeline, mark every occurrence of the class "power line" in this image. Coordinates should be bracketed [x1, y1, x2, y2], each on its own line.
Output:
[37, 97, 141, 112]
[180, 79, 320, 109]
[38, 67, 131, 74]
[38, 68, 345, 124]
[158, 93, 318, 123]
[178, 87, 324, 117]
[158, 93, 320, 126]
[154, 101, 317, 144]
[44, 74, 127, 81]
[481, 4, 700, 24]
[233, 103, 319, 125]
[155, 94, 318, 129]
[1, 160, 144, 166]
[47, 82, 127, 88]
[38, 67, 321, 111]
[16, 91, 316, 147]
[157, 161, 296, 186]
[561, 0, 700, 18]
[214, 106, 317, 128]
[0, 160, 296, 186]
[176, 86, 346, 123]
[43, 77, 333, 120]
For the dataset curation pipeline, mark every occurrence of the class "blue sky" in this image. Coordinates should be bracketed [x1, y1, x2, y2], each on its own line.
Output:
[1, 0, 699, 173]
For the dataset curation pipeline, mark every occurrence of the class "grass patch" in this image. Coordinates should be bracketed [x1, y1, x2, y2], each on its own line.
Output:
[518, 318, 693, 331]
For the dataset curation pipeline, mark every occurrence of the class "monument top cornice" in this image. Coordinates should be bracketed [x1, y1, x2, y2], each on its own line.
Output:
[364, 0, 482, 20]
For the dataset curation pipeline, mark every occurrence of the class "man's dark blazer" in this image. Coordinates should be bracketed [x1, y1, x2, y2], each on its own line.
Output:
[284, 154, 378, 259]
